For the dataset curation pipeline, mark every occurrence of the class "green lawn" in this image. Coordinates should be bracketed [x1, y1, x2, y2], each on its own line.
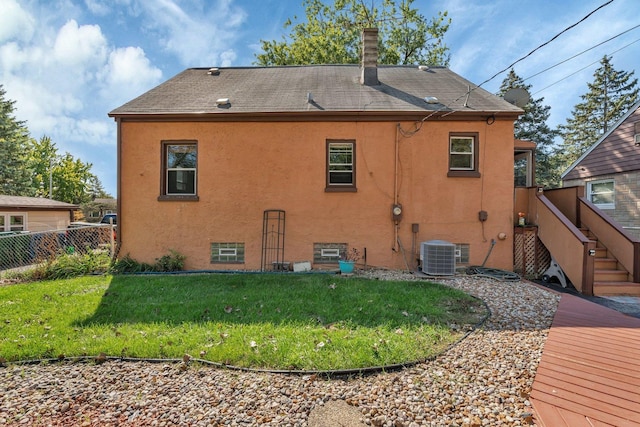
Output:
[0, 273, 487, 371]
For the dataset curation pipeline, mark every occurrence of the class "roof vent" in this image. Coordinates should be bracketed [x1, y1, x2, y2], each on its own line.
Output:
[208, 68, 220, 75]
[216, 98, 230, 107]
[424, 96, 439, 104]
[418, 65, 429, 71]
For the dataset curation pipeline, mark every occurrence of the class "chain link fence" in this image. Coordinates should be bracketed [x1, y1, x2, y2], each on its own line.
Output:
[0, 225, 115, 272]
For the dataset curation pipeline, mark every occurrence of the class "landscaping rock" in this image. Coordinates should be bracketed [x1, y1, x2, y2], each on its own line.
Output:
[0, 271, 559, 426]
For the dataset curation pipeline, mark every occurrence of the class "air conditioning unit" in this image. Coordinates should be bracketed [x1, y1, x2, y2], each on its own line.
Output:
[420, 240, 456, 276]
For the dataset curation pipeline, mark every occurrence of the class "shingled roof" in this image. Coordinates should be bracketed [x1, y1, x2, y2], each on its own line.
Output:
[0, 195, 78, 210]
[109, 65, 521, 118]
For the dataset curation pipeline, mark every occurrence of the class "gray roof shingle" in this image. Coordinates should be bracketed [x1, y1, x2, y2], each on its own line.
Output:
[0, 195, 78, 209]
[109, 65, 522, 117]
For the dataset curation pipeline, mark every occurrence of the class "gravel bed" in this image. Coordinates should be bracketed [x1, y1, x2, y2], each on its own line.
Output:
[0, 271, 560, 426]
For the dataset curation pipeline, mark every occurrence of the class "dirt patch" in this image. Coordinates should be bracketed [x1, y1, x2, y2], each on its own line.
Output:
[307, 399, 366, 427]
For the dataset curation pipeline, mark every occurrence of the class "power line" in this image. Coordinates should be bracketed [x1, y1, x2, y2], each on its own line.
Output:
[532, 36, 640, 95]
[400, 0, 619, 133]
[523, 23, 640, 82]
[475, 0, 614, 89]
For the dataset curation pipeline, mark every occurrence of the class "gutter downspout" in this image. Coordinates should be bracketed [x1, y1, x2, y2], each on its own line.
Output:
[394, 124, 400, 251]
[114, 117, 122, 259]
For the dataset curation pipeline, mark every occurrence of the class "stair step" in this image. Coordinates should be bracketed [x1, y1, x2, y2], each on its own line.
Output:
[594, 269, 629, 282]
[594, 281, 640, 296]
[593, 248, 608, 258]
[594, 258, 618, 269]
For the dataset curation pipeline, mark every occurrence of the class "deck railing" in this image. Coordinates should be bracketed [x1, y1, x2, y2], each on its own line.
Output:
[536, 194, 595, 295]
[578, 197, 640, 283]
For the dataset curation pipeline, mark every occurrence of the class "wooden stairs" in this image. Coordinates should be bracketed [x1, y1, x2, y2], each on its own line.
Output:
[581, 228, 640, 296]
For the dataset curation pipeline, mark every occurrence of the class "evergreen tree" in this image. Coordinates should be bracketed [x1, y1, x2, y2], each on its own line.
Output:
[256, 0, 450, 66]
[498, 70, 561, 188]
[557, 56, 639, 170]
[0, 85, 32, 195]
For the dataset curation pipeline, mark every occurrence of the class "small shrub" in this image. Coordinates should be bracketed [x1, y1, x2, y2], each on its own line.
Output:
[8, 251, 111, 282]
[110, 250, 185, 274]
[154, 250, 186, 272]
[109, 254, 154, 274]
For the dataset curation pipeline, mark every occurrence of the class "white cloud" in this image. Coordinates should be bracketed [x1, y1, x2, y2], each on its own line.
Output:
[53, 20, 108, 69]
[0, 0, 36, 43]
[100, 46, 163, 106]
[74, 119, 111, 145]
[84, 0, 111, 16]
[219, 50, 237, 67]
[136, 0, 247, 66]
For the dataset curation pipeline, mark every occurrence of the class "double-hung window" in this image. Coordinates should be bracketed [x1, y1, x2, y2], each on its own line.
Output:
[326, 140, 356, 191]
[161, 142, 198, 200]
[448, 133, 480, 177]
[587, 179, 614, 209]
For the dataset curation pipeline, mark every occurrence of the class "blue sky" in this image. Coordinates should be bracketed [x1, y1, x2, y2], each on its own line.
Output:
[1, 0, 638, 196]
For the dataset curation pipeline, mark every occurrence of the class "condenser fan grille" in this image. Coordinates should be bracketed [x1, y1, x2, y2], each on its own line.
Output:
[421, 240, 456, 276]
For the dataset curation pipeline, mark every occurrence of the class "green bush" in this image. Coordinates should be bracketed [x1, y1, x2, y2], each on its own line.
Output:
[109, 254, 154, 274]
[154, 249, 186, 272]
[12, 250, 111, 281]
[109, 250, 185, 274]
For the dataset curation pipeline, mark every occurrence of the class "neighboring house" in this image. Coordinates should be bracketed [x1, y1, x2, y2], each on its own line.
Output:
[82, 198, 117, 222]
[0, 195, 77, 232]
[562, 100, 640, 238]
[109, 29, 522, 272]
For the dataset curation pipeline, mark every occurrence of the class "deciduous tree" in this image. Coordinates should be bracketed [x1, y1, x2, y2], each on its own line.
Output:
[26, 136, 110, 204]
[256, 0, 450, 66]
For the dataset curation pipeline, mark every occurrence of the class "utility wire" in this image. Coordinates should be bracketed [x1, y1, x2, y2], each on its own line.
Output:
[475, 0, 614, 89]
[523, 23, 640, 82]
[532, 36, 640, 95]
[399, 0, 619, 135]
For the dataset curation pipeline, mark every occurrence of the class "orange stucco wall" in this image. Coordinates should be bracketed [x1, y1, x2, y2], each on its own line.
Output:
[117, 118, 516, 271]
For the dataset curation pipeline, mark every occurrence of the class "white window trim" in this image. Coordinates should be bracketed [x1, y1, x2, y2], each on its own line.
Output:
[327, 142, 354, 186]
[0, 213, 27, 232]
[321, 248, 340, 258]
[218, 248, 237, 257]
[587, 179, 615, 209]
[449, 136, 474, 171]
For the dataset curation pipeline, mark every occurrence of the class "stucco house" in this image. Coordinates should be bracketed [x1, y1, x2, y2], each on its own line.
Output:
[562, 100, 640, 238]
[0, 195, 77, 232]
[109, 30, 522, 272]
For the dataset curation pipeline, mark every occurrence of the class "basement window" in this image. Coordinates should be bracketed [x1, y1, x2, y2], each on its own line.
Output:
[211, 242, 245, 264]
[314, 243, 347, 264]
[455, 243, 470, 265]
[587, 179, 614, 209]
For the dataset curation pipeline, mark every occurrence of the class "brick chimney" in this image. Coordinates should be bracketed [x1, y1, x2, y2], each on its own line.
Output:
[360, 28, 379, 86]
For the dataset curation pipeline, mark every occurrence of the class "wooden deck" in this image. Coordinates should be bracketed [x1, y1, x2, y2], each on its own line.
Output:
[530, 294, 640, 426]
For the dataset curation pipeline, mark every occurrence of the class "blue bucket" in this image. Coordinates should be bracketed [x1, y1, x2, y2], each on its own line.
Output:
[338, 260, 355, 274]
